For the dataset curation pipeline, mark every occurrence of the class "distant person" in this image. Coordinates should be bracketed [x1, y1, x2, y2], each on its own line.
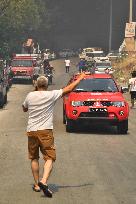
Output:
[44, 51, 49, 61]
[43, 60, 50, 70]
[22, 73, 85, 198]
[129, 71, 136, 108]
[43, 60, 53, 75]
[65, 57, 71, 73]
[32, 63, 41, 86]
[78, 58, 86, 73]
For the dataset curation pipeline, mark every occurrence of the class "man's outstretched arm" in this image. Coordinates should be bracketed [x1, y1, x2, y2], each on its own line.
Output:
[62, 72, 85, 96]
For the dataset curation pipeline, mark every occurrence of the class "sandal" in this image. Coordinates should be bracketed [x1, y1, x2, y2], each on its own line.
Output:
[38, 182, 52, 198]
[32, 184, 41, 192]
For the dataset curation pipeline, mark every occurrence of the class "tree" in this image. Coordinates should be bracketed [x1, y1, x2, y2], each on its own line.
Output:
[0, 0, 42, 53]
[0, 0, 10, 17]
[0, 0, 63, 53]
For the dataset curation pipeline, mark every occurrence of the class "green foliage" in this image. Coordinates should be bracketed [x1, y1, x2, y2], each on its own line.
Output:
[0, 0, 49, 55]
[0, 0, 64, 55]
[0, 0, 10, 17]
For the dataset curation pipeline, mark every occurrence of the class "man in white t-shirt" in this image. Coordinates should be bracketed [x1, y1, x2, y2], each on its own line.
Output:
[32, 64, 41, 86]
[129, 71, 136, 108]
[22, 73, 85, 197]
[65, 57, 70, 73]
[44, 52, 49, 60]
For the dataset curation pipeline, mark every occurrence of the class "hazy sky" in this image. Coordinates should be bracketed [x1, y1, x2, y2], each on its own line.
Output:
[52, 0, 136, 50]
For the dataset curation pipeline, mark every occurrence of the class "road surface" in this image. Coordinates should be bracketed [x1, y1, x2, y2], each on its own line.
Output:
[0, 58, 136, 204]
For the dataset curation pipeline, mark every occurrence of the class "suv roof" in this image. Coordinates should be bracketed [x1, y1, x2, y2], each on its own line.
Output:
[73, 73, 112, 81]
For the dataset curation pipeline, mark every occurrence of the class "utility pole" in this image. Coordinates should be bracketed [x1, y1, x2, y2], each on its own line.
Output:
[129, 0, 133, 22]
[109, 0, 112, 52]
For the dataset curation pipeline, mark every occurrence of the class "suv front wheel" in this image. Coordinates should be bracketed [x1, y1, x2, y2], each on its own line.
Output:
[66, 118, 75, 133]
[117, 119, 128, 134]
[63, 107, 66, 124]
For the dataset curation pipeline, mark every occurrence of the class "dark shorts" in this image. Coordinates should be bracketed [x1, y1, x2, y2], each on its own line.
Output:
[33, 74, 39, 80]
[66, 66, 70, 69]
[27, 130, 56, 162]
[79, 66, 85, 72]
[130, 91, 136, 99]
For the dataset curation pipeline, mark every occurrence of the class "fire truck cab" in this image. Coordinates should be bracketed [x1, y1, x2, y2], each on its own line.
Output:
[11, 54, 36, 82]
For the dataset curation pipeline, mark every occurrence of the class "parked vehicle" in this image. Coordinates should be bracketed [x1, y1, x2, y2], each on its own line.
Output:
[84, 52, 94, 62]
[0, 60, 7, 108]
[63, 73, 129, 134]
[95, 60, 114, 74]
[2, 60, 14, 90]
[107, 51, 122, 61]
[79, 47, 103, 59]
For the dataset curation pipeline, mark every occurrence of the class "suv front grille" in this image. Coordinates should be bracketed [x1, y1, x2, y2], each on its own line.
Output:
[82, 101, 112, 107]
[101, 101, 112, 107]
[79, 108, 108, 118]
[16, 71, 27, 76]
[83, 101, 95, 106]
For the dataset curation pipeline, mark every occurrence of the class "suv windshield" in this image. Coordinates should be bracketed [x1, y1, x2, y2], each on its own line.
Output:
[74, 78, 118, 92]
[12, 60, 33, 67]
[93, 53, 105, 57]
[86, 53, 94, 57]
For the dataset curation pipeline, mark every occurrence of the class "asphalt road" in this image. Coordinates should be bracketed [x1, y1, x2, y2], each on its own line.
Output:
[0, 58, 136, 204]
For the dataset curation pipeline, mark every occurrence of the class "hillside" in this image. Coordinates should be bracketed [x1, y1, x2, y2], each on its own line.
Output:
[112, 55, 136, 85]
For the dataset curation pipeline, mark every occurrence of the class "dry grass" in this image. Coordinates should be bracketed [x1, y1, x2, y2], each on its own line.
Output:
[112, 56, 136, 85]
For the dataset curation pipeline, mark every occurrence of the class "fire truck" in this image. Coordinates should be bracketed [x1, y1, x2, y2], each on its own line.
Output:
[11, 54, 37, 82]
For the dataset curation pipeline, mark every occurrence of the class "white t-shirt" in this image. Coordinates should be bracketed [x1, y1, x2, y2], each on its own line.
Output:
[65, 59, 70, 67]
[33, 66, 40, 75]
[23, 90, 63, 131]
[129, 77, 136, 91]
[44, 53, 49, 60]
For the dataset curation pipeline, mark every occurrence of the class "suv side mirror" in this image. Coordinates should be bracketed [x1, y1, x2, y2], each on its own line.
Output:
[121, 86, 129, 93]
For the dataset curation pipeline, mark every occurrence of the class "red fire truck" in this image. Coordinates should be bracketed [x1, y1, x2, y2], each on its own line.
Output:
[11, 54, 37, 82]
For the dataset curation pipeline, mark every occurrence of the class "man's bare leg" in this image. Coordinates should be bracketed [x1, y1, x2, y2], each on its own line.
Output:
[40, 159, 53, 184]
[31, 159, 40, 189]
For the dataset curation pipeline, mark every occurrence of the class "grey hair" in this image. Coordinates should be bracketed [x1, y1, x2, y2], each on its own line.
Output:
[36, 76, 48, 89]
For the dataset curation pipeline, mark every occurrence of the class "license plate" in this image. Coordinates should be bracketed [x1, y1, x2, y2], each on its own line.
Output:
[89, 108, 107, 112]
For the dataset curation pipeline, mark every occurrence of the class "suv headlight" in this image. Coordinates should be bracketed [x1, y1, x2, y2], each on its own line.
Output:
[111, 101, 125, 107]
[71, 101, 83, 107]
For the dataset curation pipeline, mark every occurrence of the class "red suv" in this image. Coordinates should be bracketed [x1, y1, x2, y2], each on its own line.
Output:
[63, 73, 129, 134]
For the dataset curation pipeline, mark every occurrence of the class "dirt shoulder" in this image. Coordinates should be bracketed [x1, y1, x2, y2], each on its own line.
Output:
[112, 55, 136, 85]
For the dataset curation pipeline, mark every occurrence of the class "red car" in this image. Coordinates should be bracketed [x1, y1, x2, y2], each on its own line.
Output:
[63, 73, 129, 134]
